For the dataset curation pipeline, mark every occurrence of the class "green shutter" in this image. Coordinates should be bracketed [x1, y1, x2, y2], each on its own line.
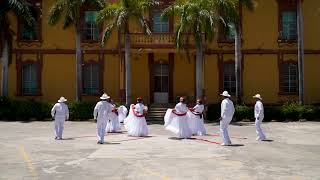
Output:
[282, 11, 297, 40]
[22, 64, 38, 94]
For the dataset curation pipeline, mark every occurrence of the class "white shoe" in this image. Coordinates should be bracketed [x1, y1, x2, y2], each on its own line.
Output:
[221, 143, 231, 146]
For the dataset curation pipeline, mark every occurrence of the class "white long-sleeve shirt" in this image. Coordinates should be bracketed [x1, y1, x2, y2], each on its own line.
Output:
[93, 101, 112, 120]
[220, 98, 235, 119]
[175, 102, 188, 114]
[51, 103, 69, 119]
[134, 103, 147, 115]
[193, 104, 204, 113]
[254, 100, 264, 119]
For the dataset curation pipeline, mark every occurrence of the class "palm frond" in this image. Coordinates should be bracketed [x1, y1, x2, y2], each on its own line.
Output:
[48, 0, 67, 26]
[8, 0, 35, 26]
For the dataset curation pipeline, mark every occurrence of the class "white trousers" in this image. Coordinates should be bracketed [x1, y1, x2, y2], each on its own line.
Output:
[97, 119, 107, 143]
[220, 117, 232, 145]
[255, 118, 266, 140]
[54, 118, 65, 139]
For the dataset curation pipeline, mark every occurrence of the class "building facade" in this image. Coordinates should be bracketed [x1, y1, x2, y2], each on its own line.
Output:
[1, 0, 320, 105]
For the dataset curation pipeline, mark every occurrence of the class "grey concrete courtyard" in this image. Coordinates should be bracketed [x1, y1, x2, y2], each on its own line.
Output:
[0, 121, 319, 180]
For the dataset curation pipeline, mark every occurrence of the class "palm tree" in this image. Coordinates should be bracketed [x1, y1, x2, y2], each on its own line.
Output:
[297, 0, 304, 105]
[162, 0, 225, 100]
[48, 0, 105, 102]
[221, 0, 254, 104]
[97, 0, 155, 105]
[234, 0, 254, 104]
[0, 0, 34, 97]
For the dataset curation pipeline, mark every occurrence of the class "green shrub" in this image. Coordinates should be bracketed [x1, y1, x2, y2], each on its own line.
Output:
[206, 104, 220, 121]
[0, 96, 12, 119]
[264, 106, 283, 122]
[234, 105, 253, 121]
[0, 98, 52, 121]
[69, 101, 96, 120]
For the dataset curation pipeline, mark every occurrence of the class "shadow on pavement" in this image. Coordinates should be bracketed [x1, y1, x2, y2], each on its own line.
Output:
[228, 144, 244, 147]
[262, 139, 274, 142]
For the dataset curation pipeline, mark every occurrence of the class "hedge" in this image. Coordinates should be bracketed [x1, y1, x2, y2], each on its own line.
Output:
[0, 96, 319, 121]
[206, 102, 320, 122]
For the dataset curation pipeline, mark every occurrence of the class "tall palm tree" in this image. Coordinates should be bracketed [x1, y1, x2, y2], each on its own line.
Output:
[48, 0, 105, 102]
[297, 0, 304, 105]
[97, 0, 155, 105]
[162, 0, 226, 100]
[221, 0, 254, 104]
[0, 0, 34, 97]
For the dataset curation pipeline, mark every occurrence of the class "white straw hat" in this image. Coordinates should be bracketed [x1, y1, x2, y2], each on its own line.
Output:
[253, 94, 262, 100]
[100, 93, 110, 100]
[58, 97, 67, 103]
[220, 91, 231, 97]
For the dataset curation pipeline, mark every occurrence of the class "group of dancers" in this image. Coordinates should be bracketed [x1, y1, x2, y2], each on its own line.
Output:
[51, 91, 266, 146]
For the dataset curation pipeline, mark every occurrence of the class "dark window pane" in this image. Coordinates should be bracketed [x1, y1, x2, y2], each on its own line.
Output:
[83, 64, 100, 94]
[22, 64, 38, 94]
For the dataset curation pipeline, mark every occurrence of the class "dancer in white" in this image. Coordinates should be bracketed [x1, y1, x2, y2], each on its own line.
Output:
[106, 99, 121, 133]
[124, 97, 148, 137]
[188, 99, 206, 136]
[219, 91, 235, 146]
[117, 105, 128, 123]
[164, 97, 192, 139]
[94, 93, 112, 144]
[51, 97, 69, 140]
[253, 94, 266, 141]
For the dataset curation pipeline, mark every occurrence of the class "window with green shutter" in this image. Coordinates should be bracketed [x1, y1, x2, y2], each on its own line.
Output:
[282, 63, 298, 93]
[83, 63, 100, 95]
[281, 11, 297, 40]
[223, 63, 236, 94]
[22, 64, 38, 94]
[153, 12, 169, 33]
[84, 11, 100, 41]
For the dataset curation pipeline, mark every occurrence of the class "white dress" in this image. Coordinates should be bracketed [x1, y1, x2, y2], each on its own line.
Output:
[117, 105, 128, 123]
[124, 103, 149, 137]
[106, 104, 121, 133]
[164, 102, 192, 139]
[187, 104, 206, 136]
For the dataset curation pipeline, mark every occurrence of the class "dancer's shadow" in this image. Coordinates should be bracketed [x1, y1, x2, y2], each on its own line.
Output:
[168, 137, 196, 140]
[60, 138, 75, 140]
[102, 142, 121, 145]
[227, 144, 244, 147]
[262, 139, 274, 142]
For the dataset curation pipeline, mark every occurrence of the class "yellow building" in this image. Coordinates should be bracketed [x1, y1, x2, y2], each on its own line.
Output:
[1, 0, 320, 105]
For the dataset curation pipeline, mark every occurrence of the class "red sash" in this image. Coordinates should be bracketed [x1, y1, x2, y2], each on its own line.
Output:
[172, 109, 187, 116]
[112, 108, 118, 115]
[132, 105, 147, 117]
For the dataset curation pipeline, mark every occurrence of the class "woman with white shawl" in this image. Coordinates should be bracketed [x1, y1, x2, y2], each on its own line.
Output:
[124, 97, 149, 137]
[187, 99, 206, 136]
[164, 97, 192, 139]
[106, 99, 122, 133]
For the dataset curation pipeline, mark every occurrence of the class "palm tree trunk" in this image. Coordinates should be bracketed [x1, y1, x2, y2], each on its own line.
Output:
[196, 41, 203, 99]
[125, 32, 131, 105]
[75, 23, 82, 101]
[1, 39, 9, 97]
[297, 0, 304, 105]
[235, 22, 242, 104]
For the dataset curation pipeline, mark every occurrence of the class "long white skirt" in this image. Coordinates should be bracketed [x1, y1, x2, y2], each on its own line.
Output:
[187, 112, 206, 136]
[164, 109, 192, 139]
[118, 105, 128, 123]
[106, 112, 121, 133]
[124, 107, 148, 137]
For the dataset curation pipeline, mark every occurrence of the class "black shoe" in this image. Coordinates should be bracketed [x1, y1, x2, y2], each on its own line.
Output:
[55, 136, 58, 140]
[97, 141, 101, 144]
